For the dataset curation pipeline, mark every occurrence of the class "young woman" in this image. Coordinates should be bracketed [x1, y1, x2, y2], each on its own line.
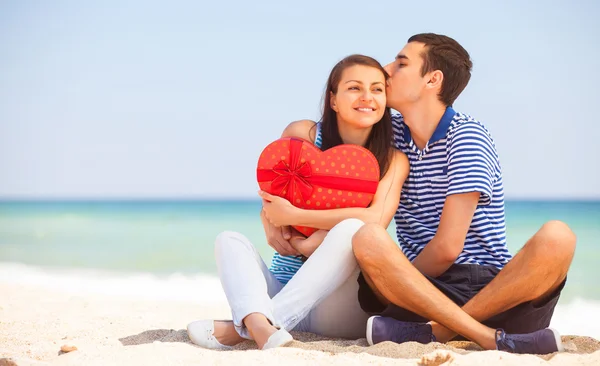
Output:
[187, 54, 409, 350]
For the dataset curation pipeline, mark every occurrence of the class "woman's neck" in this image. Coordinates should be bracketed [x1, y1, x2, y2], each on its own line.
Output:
[336, 119, 372, 147]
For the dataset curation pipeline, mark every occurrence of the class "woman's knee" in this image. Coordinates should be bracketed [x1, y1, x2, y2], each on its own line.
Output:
[323, 218, 366, 251]
[214, 230, 254, 258]
[335, 218, 366, 235]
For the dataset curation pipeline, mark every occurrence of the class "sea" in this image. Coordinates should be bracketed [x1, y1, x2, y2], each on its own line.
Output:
[1, 199, 599, 338]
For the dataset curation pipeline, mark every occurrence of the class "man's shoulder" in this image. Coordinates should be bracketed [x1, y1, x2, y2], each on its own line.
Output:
[447, 110, 495, 142]
[391, 112, 405, 126]
[446, 111, 501, 166]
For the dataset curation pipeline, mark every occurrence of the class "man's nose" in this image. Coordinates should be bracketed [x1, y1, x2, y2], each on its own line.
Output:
[384, 62, 393, 76]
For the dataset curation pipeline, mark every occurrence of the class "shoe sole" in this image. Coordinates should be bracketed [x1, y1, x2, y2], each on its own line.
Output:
[548, 328, 565, 352]
[366, 316, 380, 346]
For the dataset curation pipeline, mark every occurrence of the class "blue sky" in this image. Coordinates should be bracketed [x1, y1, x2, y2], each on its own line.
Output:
[1, 0, 598, 199]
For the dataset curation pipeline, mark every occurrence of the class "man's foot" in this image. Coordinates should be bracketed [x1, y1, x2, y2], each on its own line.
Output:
[366, 316, 436, 346]
[495, 328, 564, 354]
[186, 320, 243, 350]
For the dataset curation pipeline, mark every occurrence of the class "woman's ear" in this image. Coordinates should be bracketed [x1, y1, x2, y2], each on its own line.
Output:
[330, 91, 338, 112]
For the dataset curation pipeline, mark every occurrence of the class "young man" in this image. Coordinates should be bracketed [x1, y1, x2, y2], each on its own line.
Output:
[351, 33, 576, 354]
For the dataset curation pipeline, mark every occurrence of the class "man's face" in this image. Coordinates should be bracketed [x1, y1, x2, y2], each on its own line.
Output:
[384, 42, 429, 110]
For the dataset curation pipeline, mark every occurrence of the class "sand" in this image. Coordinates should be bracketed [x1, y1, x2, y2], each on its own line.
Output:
[1, 282, 599, 366]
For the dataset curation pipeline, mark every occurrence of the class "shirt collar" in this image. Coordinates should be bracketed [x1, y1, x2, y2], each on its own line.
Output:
[403, 106, 456, 146]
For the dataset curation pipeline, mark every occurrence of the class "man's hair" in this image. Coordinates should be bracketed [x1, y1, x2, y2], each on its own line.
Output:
[408, 33, 472, 106]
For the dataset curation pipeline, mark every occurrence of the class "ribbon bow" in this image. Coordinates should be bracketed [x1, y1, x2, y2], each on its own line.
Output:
[257, 138, 314, 202]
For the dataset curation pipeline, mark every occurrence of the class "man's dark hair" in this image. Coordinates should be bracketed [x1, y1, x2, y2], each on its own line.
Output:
[408, 33, 473, 106]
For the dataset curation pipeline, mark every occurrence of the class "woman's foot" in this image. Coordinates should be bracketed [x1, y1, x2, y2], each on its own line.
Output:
[244, 313, 293, 350]
[187, 320, 244, 349]
[261, 328, 294, 350]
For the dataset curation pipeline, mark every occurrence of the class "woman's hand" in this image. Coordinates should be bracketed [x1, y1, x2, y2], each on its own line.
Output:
[259, 190, 301, 227]
[290, 229, 328, 258]
[260, 209, 299, 256]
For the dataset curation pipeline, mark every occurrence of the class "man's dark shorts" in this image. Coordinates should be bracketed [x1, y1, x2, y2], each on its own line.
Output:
[357, 263, 566, 336]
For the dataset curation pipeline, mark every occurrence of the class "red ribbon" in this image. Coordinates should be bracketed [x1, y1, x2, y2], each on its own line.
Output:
[257, 138, 378, 203]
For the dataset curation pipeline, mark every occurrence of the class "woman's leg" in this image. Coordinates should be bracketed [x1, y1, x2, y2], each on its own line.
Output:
[271, 218, 366, 334]
[298, 269, 369, 339]
[214, 231, 284, 340]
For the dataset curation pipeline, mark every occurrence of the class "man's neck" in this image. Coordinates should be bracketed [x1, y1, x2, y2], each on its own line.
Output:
[398, 100, 447, 150]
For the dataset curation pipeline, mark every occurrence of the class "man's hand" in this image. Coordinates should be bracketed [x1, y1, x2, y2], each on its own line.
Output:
[260, 209, 299, 256]
[259, 190, 300, 227]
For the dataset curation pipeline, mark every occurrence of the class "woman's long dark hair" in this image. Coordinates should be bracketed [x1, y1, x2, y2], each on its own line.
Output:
[316, 54, 394, 179]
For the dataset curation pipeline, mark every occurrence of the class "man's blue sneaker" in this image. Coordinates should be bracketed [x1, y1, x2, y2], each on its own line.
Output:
[495, 328, 564, 354]
[366, 316, 436, 346]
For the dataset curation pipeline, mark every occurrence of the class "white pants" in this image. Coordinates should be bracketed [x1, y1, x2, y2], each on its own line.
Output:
[214, 218, 369, 339]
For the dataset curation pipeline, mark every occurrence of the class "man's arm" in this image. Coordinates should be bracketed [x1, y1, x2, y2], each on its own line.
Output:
[411, 191, 479, 277]
[412, 121, 499, 277]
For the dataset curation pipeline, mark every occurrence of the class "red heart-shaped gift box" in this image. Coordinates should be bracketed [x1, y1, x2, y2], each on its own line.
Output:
[256, 137, 379, 236]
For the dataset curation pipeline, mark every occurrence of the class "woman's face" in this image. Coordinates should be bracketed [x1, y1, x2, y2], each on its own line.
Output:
[330, 65, 386, 129]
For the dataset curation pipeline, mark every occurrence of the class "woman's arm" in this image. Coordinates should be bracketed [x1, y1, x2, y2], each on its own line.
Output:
[260, 149, 409, 230]
[289, 229, 329, 258]
[260, 208, 299, 256]
[258, 119, 315, 256]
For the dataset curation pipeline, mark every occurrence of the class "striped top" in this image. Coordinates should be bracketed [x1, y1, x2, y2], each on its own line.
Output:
[393, 107, 512, 268]
[269, 122, 323, 284]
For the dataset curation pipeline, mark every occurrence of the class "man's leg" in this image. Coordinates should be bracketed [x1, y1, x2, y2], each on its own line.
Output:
[352, 224, 498, 350]
[429, 220, 576, 342]
[361, 271, 391, 307]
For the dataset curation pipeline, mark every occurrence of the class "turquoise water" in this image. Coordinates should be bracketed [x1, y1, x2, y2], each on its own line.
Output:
[0, 200, 599, 303]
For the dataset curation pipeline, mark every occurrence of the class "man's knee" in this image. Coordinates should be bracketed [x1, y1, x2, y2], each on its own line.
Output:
[352, 223, 389, 264]
[537, 220, 577, 256]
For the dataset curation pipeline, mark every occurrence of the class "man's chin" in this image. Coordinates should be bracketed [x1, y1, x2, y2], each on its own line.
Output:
[386, 98, 407, 112]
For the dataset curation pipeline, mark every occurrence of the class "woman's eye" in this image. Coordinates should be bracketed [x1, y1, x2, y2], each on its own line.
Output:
[373, 88, 383, 92]
[349, 86, 359, 90]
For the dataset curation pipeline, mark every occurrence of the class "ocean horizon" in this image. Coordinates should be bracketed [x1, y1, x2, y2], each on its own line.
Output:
[1, 198, 598, 296]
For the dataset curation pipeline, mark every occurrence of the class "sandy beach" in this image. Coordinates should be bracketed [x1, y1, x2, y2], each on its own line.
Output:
[1, 278, 599, 366]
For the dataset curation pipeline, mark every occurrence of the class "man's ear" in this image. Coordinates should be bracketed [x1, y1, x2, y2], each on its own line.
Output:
[426, 70, 444, 90]
[330, 92, 338, 112]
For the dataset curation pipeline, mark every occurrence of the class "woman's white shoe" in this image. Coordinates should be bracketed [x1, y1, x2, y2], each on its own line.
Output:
[187, 320, 234, 350]
[261, 328, 294, 350]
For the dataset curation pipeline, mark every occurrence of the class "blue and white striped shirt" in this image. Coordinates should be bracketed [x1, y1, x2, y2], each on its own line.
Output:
[393, 107, 512, 268]
[269, 122, 323, 284]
